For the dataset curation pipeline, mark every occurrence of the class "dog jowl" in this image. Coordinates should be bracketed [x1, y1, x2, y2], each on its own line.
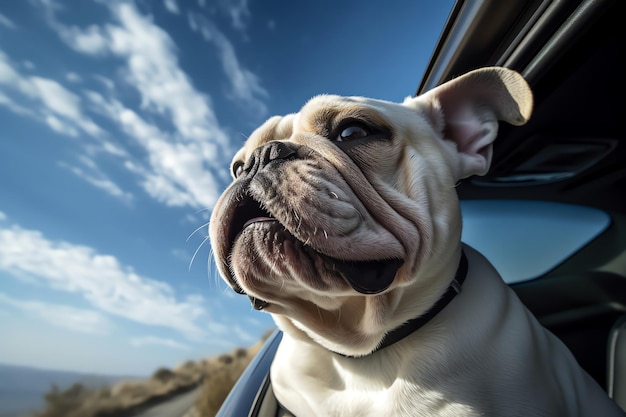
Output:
[209, 67, 625, 417]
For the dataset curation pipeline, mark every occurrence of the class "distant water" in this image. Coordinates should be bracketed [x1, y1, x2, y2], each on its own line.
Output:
[0, 363, 139, 417]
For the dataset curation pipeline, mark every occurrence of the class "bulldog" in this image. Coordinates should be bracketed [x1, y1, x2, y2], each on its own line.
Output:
[209, 67, 624, 416]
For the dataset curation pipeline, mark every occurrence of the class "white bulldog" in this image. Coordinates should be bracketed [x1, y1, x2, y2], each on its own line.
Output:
[209, 67, 624, 416]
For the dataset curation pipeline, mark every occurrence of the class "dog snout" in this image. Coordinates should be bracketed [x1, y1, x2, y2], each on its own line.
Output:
[241, 141, 297, 179]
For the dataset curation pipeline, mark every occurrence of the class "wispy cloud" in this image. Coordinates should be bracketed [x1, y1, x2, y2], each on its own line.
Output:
[46, 114, 79, 137]
[33, 0, 254, 210]
[0, 50, 112, 150]
[188, 11, 268, 117]
[86, 90, 224, 208]
[0, 50, 135, 201]
[0, 293, 114, 335]
[222, 0, 250, 32]
[199, 0, 250, 33]
[0, 223, 210, 340]
[48, 2, 228, 143]
[163, 0, 180, 15]
[171, 248, 191, 263]
[58, 156, 135, 203]
[0, 12, 17, 30]
[54, 23, 109, 55]
[233, 324, 256, 343]
[93, 74, 114, 90]
[131, 335, 190, 350]
[65, 72, 82, 83]
[31, 76, 82, 119]
[0, 51, 104, 139]
[0, 91, 36, 118]
[5, 0, 269, 210]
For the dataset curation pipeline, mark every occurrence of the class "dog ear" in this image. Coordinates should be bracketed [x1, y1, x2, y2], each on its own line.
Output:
[407, 67, 533, 179]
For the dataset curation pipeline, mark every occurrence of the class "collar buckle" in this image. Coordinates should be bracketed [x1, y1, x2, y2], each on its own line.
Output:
[450, 278, 462, 294]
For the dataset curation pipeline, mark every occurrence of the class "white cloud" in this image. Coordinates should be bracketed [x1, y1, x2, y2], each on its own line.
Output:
[3, 18, 228, 209]
[65, 72, 82, 83]
[0, 51, 105, 139]
[42, 0, 259, 134]
[0, 211, 7, 221]
[87, 92, 223, 208]
[0, 224, 210, 340]
[55, 2, 228, 143]
[223, 0, 250, 32]
[0, 50, 24, 84]
[131, 336, 190, 350]
[233, 324, 256, 343]
[163, 0, 180, 15]
[1, 44, 134, 206]
[202, 0, 250, 32]
[0, 13, 17, 30]
[93, 74, 115, 90]
[56, 23, 109, 55]
[0, 91, 37, 118]
[188, 11, 268, 117]
[46, 114, 79, 137]
[31, 76, 82, 119]
[0, 293, 113, 335]
[58, 157, 134, 203]
[37, 1, 252, 210]
[171, 248, 191, 263]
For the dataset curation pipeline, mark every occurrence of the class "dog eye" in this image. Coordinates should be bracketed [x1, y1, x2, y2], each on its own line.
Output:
[232, 161, 244, 178]
[336, 124, 370, 142]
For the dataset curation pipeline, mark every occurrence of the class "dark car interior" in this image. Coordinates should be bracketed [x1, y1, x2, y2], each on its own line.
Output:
[218, 0, 626, 415]
[418, 0, 625, 405]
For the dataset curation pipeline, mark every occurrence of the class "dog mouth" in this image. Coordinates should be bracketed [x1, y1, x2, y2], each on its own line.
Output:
[226, 195, 403, 296]
[228, 195, 276, 245]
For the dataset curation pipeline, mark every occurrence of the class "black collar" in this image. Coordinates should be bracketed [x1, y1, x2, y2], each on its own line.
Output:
[340, 250, 469, 358]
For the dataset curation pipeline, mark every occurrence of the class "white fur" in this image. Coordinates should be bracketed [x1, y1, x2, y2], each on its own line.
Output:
[272, 246, 623, 416]
[210, 68, 624, 416]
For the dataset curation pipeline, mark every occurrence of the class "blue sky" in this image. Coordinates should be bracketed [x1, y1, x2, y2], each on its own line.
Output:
[0, 0, 454, 376]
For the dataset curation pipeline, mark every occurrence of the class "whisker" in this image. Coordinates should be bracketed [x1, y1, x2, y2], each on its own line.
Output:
[189, 235, 210, 271]
[208, 248, 224, 289]
[316, 305, 323, 323]
[187, 221, 210, 242]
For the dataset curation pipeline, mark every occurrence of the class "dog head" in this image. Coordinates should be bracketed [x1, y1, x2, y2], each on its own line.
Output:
[209, 67, 532, 356]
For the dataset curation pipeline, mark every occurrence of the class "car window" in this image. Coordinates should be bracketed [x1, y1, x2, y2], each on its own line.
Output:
[460, 200, 611, 284]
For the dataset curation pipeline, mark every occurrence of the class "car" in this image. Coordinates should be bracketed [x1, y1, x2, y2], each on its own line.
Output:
[216, 0, 626, 415]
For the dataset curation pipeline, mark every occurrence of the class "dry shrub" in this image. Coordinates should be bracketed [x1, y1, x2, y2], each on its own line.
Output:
[34, 374, 197, 417]
[195, 367, 239, 417]
[217, 354, 233, 365]
[195, 345, 260, 417]
[112, 381, 152, 403]
[33, 337, 268, 417]
[152, 367, 175, 383]
[34, 383, 90, 417]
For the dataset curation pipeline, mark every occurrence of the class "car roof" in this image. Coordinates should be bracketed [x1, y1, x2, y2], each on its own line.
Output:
[417, 0, 624, 215]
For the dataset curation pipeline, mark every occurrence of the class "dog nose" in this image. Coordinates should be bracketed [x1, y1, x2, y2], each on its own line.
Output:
[241, 141, 297, 178]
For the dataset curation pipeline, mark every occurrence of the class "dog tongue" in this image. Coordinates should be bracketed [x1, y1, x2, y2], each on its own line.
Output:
[336, 259, 403, 294]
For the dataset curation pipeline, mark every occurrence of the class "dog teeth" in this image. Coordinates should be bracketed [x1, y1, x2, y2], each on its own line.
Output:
[243, 216, 275, 229]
